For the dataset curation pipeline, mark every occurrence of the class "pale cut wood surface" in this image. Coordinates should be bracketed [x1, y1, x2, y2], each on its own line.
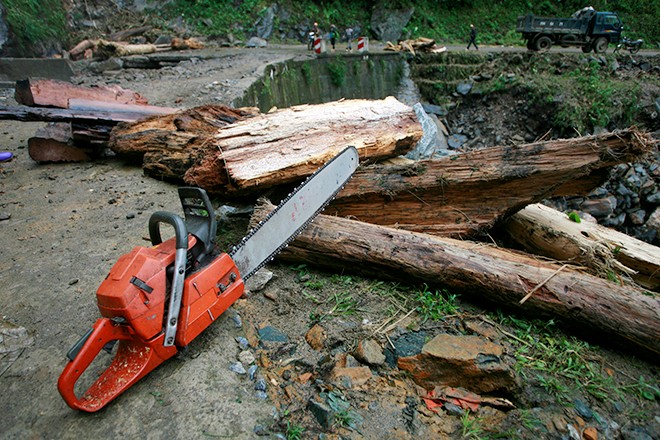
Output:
[504, 203, 660, 291]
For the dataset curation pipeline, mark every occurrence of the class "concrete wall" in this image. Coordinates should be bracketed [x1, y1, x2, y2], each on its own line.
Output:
[235, 52, 406, 112]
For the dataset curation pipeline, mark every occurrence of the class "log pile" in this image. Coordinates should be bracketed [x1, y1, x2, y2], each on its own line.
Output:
[4, 86, 658, 356]
[384, 38, 447, 55]
[1, 79, 179, 162]
[252, 200, 660, 358]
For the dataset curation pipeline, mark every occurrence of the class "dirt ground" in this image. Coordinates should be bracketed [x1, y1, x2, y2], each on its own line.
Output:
[1, 44, 658, 439]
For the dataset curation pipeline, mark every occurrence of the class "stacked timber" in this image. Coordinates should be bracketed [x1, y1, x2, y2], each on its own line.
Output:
[0, 78, 179, 162]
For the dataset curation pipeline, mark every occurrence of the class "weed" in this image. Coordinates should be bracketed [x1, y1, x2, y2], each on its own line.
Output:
[460, 411, 485, 439]
[415, 284, 459, 322]
[327, 57, 347, 87]
[286, 421, 305, 440]
[497, 313, 657, 404]
[567, 211, 581, 223]
[327, 291, 357, 316]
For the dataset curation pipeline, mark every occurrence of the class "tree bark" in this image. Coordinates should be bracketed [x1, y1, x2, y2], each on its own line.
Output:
[14, 79, 148, 108]
[325, 128, 653, 238]
[502, 203, 660, 291]
[109, 98, 423, 196]
[254, 204, 660, 358]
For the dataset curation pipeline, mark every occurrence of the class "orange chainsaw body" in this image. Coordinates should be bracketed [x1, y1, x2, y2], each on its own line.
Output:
[57, 187, 244, 412]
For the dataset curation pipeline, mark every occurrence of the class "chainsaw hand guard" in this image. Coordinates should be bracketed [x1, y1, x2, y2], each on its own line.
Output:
[57, 317, 177, 412]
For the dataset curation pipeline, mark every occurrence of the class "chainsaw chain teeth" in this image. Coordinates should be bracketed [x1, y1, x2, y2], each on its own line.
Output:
[229, 149, 355, 281]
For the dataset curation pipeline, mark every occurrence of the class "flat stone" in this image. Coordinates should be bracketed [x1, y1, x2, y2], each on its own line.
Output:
[330, 366, 372, 388]
[258, 326, 288, 343]
[397, 333, 517, 394]
[583, 426, 598, 440]
[307, 399, 335, 430]
[353, 339, 386, 366]
[305, 324, 327, 350]
[245, 269, 273, 292]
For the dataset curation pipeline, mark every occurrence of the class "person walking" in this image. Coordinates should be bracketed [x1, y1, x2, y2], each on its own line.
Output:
[329, 24, 338, 51]
[467, 24, 478, 50]
[345, 27, 354, 51]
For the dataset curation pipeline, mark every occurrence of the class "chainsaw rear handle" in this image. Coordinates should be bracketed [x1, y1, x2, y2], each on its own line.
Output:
[58, 318, 177, 412]
[148, 211, 188, 249]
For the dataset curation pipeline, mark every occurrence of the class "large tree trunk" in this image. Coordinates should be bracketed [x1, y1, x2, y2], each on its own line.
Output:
[253, 203, 660, 358]
[109, 98, 423, 197]
[503, 203, 660, 291]
[325, 129, 653, 238]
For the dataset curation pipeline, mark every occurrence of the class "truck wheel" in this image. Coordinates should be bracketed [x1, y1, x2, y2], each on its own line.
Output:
[593, 37, 608, 53]
[534, 36, 552, 51]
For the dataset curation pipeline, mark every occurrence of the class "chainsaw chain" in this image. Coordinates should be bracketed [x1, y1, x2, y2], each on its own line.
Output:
[229, 148, 355, 281]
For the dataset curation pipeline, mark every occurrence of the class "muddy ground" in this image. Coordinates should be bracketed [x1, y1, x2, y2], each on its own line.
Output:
[1, 44, 659, 439]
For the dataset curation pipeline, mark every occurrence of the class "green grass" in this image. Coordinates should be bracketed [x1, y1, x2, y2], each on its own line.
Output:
[3, 0, 68, 54]
[285, 421, 305, 440]
[496, 313, 660, 406]
[415, 284, 460, 322]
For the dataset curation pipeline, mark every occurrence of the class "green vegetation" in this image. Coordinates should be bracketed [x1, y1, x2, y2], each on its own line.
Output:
[496, 313, 660, 405]
[7, 1, 658, 56]
[415, 284, 460, 322]
[3, 0, 68, 55]
[525, 59, 642, 134]
[285, 421, 305, 440]
[327, 57, 347, 87]
[155, 0, 657, 46]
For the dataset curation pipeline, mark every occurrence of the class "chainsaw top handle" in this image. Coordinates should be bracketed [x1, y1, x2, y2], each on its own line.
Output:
[148, 211, 189, 250]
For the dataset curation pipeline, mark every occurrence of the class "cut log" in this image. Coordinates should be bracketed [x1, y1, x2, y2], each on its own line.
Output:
[252, 203, 660, 358]
[68, 39, 95, 61]
[14, 78, 148, 108]
[0, 105, 162, 124]
[502, 203, 660, 291]
[109, 98, 423, 196]
[96, 40, 157, 59]
[325, 129, 653, 238]
[28, 122, 91, 162]
[186, 97, 421, 194]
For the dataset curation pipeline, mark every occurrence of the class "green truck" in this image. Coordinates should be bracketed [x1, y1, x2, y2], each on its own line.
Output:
[516, 7, 622, 53]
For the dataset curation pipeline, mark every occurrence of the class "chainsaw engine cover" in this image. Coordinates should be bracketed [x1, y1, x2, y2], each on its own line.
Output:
[96, 241, 177, 341]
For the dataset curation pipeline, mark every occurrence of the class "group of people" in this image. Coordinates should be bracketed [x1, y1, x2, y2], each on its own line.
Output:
[309, 22, 355, 52]
[309, 22, 479, 51]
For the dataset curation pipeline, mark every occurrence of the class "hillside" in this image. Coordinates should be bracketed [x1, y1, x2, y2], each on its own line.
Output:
[1, 0, 658, 57]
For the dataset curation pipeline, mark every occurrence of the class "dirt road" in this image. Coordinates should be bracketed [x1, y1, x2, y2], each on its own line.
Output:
[0, 47, 310, 439]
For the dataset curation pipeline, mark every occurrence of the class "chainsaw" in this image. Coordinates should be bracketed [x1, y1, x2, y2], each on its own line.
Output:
[57, 146, 359, 412]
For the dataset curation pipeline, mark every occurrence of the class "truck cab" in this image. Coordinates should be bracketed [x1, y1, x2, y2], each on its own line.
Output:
[590, 12, 622, 43]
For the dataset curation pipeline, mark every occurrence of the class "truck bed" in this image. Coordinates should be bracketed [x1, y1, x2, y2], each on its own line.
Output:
[516, 14, 588, 35]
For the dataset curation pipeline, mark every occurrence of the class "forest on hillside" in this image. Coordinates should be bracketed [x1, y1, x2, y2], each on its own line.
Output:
[1, 0, 658, 57]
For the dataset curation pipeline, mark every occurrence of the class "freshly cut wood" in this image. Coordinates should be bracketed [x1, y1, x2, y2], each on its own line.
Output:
[15, 78, 148, 109]
[253, 203, 660, 358]
[96, 40, 157, 59]
[503, 203, 660, 291]
[68, 39, 95, 61]
[185, 97, 421, 194]
[109, 98, 422, 196]
[171, 38, 205, 50]
[110, 105, 258, 175]
[325, 129, 653, 238]
[28, 122, 90, 162]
